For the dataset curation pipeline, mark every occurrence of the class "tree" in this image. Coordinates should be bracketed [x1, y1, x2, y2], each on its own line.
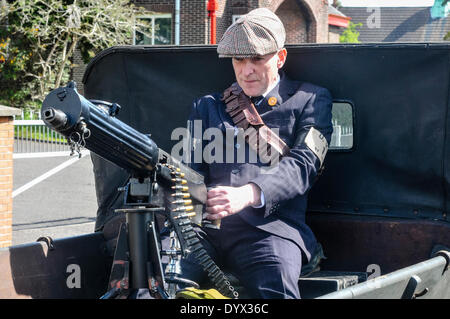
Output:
[444, 0, 450, 40]
[339, 21, 362, 43]
[0, 0, 152, 109]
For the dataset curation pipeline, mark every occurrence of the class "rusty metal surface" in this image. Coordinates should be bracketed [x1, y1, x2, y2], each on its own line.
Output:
[0, 232, 111, 299]
[318, 254, 449, 299]
[307, 213, 450, 275]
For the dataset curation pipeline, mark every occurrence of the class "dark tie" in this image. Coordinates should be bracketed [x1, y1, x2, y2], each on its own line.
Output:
[251, 96, 264, 106]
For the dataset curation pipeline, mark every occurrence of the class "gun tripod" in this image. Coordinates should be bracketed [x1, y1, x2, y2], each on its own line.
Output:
[100, 164, 200, 299]
[100, 164, 238, 299]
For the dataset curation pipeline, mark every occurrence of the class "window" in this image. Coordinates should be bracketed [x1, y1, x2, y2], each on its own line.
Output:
[134, 14, 172, 45]
[329, 101, 354, 150]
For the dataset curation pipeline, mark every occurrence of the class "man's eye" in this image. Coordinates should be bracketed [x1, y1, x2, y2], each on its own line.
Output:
[233, 57, 244, 62]
[251, 57, 264, 62]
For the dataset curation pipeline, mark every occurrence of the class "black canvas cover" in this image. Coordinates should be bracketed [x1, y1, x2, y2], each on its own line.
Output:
[82, 43, 450, 229]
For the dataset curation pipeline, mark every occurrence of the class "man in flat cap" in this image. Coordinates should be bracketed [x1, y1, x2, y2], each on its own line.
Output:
[181, 8, 333, 299]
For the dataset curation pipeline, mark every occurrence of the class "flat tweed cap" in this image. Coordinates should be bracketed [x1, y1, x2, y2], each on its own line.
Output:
[217, 8, 286, 58]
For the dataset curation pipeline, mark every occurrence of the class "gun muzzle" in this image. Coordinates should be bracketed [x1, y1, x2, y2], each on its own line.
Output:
[43, 108, 68, 131]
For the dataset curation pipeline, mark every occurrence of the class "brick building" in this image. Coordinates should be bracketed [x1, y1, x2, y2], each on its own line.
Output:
[72, 0, 334, 92]
[132, 0, 330, 45]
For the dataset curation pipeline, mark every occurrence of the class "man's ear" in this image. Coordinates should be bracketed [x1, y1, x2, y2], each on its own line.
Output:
[277, 48, 287, 69]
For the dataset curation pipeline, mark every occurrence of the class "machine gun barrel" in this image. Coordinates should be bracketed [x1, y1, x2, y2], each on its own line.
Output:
[43, 108, 68, 130]
[41, 82, 159, 177]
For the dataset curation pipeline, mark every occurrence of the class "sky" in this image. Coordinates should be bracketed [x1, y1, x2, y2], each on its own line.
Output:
[334, 0, 436, 6]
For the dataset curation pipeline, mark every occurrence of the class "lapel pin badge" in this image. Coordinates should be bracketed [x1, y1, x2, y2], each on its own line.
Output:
[268, 96, 277, 106]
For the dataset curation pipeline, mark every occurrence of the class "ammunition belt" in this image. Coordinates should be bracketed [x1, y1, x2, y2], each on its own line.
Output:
[164, 164, 239, 299]
[222, 83, 290, 159]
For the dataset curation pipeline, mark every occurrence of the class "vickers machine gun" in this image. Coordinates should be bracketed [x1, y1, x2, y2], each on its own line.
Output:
[41, 81, 238, 299]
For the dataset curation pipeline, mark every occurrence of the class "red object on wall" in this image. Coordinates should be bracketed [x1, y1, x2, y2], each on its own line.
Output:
[207, 0, 218, 44]
[328, 14, 351, 28]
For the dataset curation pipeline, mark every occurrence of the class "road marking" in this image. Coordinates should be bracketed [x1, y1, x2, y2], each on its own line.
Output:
[12, 152, 89, 198]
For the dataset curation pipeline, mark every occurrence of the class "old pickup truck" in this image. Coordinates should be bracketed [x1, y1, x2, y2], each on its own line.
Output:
[0, 43, 449, 299]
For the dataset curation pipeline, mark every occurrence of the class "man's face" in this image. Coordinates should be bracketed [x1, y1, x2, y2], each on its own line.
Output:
[232, 49, 287, 97]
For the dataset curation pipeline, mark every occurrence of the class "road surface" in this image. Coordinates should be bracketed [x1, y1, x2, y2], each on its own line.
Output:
[12, 152, 98, 246]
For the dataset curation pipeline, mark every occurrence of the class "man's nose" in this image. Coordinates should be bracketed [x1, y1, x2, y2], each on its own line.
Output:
[242, 60, 255, 76]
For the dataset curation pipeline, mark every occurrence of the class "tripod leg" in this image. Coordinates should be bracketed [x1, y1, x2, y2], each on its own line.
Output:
[102, 223, 130, 298]
[127, 212, 151, 289]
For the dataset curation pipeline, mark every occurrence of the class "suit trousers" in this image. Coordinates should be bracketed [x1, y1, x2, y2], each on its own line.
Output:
[178, 214, 303, 299]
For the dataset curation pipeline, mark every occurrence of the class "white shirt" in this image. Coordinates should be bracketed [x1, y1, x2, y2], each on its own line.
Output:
[251, 74, 281, 104]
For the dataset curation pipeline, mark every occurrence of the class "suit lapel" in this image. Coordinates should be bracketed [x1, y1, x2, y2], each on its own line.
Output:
[258, 72, 298, 115]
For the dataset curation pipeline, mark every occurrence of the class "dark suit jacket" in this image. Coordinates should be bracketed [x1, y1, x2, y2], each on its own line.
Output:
[186, 71, 333, 261]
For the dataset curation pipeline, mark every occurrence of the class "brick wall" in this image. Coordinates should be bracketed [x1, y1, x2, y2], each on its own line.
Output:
[276, 0, 309, 44]
[180, 0, 208, 45]
[0, 107, 20, 248]
[272, 0, 330, 43]
[314, 0, 330, 43]
[72, 46, 86, 95]
[328, 25, 341, 43]
[134, 0, 209, 45]
[216, 0, 329, 44]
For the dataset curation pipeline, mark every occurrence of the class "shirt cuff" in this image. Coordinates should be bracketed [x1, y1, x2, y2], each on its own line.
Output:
[252, 191, 266, 208]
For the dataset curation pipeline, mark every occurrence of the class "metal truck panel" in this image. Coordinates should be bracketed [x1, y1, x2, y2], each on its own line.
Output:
[0, 233, 111, 298]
